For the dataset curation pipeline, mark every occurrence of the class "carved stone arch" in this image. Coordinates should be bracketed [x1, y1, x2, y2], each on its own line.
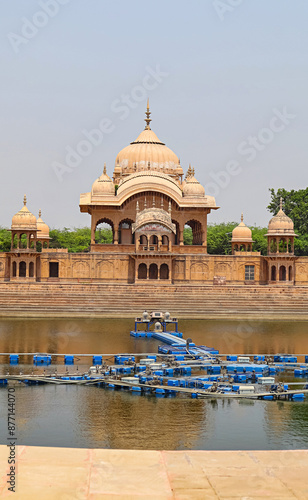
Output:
[184, 219, 204, 245]
[72, 261, 90, 279]
[95, 218, 115, 244]
[190, 261, 208, 281]
[96, 259, 114, 279]
[118, 218, 134, 245]
[214, 262, 231, 279]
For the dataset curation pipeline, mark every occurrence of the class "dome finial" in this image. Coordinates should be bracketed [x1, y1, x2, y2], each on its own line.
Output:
[103, 162, 107, 175]
[145, 99, 152, 130]
[280, 197, 283, 211]
[241, 213, 243, 223]
[23, 195, 27, 206]
[39, 209, 42, 218]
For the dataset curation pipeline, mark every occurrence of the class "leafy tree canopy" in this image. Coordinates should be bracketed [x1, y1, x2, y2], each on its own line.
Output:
[268, 187, 308, 235]
[268, 187, 308, 256]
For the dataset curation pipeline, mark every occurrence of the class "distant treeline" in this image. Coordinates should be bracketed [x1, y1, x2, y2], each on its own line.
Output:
[0, 222, 306, 255]
[1, 188, 307, 255]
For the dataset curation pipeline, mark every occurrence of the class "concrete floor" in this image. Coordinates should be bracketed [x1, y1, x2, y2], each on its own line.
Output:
[0, 446, 307, 499]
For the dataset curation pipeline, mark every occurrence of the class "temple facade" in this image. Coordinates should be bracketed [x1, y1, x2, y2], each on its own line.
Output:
[1, 103, 308, 285]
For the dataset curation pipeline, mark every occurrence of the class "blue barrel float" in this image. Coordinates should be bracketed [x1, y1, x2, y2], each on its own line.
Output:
[9, 354, 19, 365]
[33, 354, 51, 366]
[64, 355, 74, 365]
[92, 355, 102, 365]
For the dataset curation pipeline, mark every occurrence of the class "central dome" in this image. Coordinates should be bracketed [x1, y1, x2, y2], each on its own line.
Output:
[114, 101, 179, 179]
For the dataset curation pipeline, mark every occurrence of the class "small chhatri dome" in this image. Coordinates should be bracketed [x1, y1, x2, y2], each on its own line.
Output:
[182, 168, 205, 197]
[114, 101, 179, 175]
[36, 209, 50, 239]
[267, 198, 295, 234]
[11, 195, 37, 230]
[175, 159, 184, 176]
[232, 213, 252, 242]
[91, 163, 115, 196]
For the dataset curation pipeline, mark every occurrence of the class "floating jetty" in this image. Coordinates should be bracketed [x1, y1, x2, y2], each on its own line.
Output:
[1, 311, 308, 402]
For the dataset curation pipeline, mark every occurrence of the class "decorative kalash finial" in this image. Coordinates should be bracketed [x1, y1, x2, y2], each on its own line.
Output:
[145, 98, 152, 130]
[103, 162, 107, 175]
[23, 194, 27, 206]
[280, 197, 283, 210]
[39, 209, 42, 218]
[241, 213, 244, 223]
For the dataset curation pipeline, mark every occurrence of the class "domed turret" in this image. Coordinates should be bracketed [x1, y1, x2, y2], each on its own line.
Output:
[232, 214, 252, 241]
[91, 163, 115, 197]
[231, 214, 253, 253]
[11, 195, 37, 230]
[267, 198, 295, 235]
[182, 168, 205, 197]
[265, 198, 297, 257]
[36, 210, 50, 246]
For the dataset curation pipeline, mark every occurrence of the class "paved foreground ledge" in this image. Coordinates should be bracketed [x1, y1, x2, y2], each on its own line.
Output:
[0, 446, 307, 499]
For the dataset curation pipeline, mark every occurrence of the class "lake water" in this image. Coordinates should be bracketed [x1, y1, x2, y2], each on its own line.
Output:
[0, 318, 307, 450]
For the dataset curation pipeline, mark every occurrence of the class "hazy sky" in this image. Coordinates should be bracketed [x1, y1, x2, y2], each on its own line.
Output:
[0, 0, 307, 229]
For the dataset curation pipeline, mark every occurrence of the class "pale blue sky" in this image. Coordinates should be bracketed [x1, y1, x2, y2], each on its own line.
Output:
[0, 0, 307, 229]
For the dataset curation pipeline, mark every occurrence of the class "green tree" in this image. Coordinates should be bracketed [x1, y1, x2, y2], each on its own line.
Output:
[0, 227, 11, 252]
[95, 228, 113, 244]
[251, 227, 268, 255]
[207, 222, 237, 254]
[183, 227, 193, 245]
[268, 188, 308, 256]
[268, 187, 308, 235]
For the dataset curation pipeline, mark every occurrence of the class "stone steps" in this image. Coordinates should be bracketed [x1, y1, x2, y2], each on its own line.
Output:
[0, 282, 308, 318]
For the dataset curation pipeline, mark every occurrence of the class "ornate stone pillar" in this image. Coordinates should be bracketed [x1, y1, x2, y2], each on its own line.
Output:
[91, 221, 96, 246]
[114, 223, 119, 245]
[179, 222, 184, 246]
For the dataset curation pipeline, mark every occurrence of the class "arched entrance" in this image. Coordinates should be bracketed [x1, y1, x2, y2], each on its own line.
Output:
[95, 220, 114, 244]
[138, 263, 147, 279]
[19, 261, 26, 278]
[12, 262, 17, 277]
[279, 265, 286, 281]
[149, 263, 158, 280]
[160, 264, 169, 280]
[184, 220, 203, 245]
[29, 262, 34, 278]
[271, 265, 276, 281]
[119, 219, 134, 244]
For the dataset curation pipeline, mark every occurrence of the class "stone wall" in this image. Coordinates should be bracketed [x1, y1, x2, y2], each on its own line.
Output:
[172, 254, 264, 284]
[0, 254, 6, 279]
[1, 250, 308, 285]
[39, 252, 135, 283]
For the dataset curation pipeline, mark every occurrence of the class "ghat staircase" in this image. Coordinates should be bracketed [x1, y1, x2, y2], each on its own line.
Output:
[0, 282, 307, 319]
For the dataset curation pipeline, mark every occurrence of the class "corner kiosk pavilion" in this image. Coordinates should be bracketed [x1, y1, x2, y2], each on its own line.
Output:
[1, 103, 307, 285]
